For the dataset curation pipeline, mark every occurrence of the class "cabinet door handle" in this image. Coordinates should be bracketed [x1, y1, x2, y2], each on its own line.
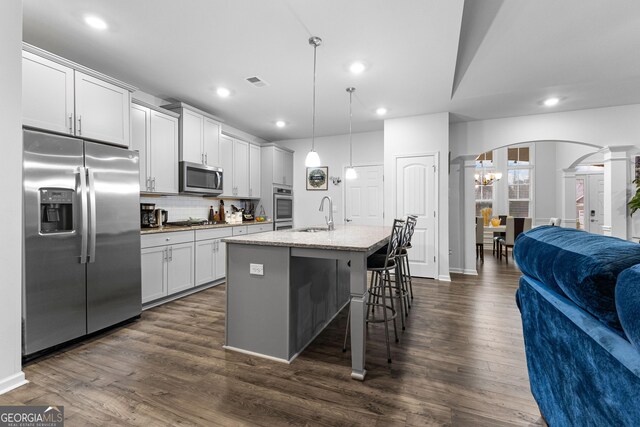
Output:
[152, 177, 156, 192]
[68, 114, 73, 134]
[146, 177, 150, 191]
[163, 248, 167, 262]
[77, 115, 82, 135]
[169, 247, 173, 261]
[205, 153, 208, 164]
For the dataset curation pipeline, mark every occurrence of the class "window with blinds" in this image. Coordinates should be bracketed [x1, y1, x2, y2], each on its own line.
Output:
[507, 147, 532, 217]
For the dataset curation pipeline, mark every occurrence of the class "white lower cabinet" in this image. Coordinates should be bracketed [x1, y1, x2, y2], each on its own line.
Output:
[195, 228, 232, 286]
[141, 231, 194, 304]
[141, 246, 167, 304]
[167, 242, 195, 294]
[141, 225, 269, 305]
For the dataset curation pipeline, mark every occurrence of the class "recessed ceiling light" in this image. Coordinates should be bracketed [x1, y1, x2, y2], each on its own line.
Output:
[376, 107, 387, 116]
[543, 97, 560, 107]
[84, 15, 108, 30]
[216, 87, 231, 98]
[275, 120, 286, 128]
[349, 62, 366, 74]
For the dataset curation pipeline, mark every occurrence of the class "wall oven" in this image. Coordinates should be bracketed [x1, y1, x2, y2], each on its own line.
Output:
[179, 161, 223, 196]
[274, 221, 293, 231]
[273, 186, 293, 225]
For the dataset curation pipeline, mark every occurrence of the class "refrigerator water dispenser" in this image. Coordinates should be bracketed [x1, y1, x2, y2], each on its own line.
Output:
[40, 188, 73, 233]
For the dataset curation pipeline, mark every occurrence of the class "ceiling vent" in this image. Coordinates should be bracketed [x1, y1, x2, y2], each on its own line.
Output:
[245, 76, 269, 88]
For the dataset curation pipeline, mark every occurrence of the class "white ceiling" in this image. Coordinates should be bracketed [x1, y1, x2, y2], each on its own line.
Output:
[22, 0, 640, 142]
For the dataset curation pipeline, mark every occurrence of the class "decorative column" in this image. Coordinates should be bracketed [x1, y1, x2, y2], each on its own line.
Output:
[603, 146, 633, 239]
[462, 156, 478, 275]
[561, 168, 577, 228]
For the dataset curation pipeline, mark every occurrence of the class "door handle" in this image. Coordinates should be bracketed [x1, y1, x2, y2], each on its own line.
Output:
[68, 114, 73, 134]
[77, 115, 82, 135]
[146, 176, 151, 192]
[345, 218, 353, 222]
[152, 177, 156, 192]
[205, 153, 208, 164]
[169, 247, 173, 261]
[87, 168, 97, 263]
[201, 153, 204, 164]
[78, 167, 88, 264]
[163, 248, 168, 262]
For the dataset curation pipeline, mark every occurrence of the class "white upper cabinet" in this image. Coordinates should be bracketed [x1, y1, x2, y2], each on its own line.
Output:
[218, 135, 260, 198]
[219, 135, 234, 197]
[22, 51, 74, 135]
[131, 103, 150, 190]
[249, 143, 261, 198]
[283, 150, 294, 187]
[150, 110, 179, 193]
[74, 71, 131, 147]
[22, 45, 136, 147]
[203, 118, 221, 166]
[271, 147, 294, 186]
[181, 108, 204, 164]
[131, 100, 179, 193]
[233, 139, 249, 198]
[163, 102, 221, 166]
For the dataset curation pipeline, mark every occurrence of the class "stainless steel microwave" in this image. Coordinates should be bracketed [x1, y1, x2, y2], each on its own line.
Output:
[179, 161, 223, 196]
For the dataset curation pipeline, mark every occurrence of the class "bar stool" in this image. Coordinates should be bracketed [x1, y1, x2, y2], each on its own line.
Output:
[343, 219, 404, 363]
[396, 215, 417, 309]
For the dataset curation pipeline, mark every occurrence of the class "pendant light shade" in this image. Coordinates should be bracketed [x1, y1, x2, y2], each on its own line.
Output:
[305, 36, 322, 168]
[345, 87, 357, 179]
[305, 150, 321, 167]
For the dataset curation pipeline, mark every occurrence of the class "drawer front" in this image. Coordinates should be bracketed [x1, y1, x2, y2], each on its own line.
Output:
[195, 227, 233, 241]
[246, 224, 271, 234]
[232, 226, 248, 236]
[142, 230, 194, 248]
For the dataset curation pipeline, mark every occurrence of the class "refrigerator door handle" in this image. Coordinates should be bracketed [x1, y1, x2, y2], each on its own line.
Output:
[78, 167, 88, 264]
[87, 168, 97, 263]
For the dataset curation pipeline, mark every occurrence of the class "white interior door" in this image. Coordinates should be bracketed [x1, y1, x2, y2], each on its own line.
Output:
[396, 155, 436, 278]
[586, 174, 604, 234]
[345, 165, 384, 226]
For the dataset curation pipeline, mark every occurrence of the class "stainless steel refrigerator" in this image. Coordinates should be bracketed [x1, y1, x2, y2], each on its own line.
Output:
[23, 129, 141, 356]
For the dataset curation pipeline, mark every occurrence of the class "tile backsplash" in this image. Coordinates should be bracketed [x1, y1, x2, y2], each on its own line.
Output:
[140, 195, 264, 222]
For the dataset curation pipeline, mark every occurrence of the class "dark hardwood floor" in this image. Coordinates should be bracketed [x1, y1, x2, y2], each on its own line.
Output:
[1, 252, 542, 426]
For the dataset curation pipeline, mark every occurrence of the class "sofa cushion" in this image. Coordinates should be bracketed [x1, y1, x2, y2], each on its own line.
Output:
[616, 265, 640, 352]
[515, 226, 640, 331]
[513, 225, 583, 296]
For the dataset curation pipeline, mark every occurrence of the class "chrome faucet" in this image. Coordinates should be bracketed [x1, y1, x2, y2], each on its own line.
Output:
[319, 196, 335, 231]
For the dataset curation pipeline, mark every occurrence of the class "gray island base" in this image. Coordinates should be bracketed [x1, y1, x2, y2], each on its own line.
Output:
[223, 225, 390, 380]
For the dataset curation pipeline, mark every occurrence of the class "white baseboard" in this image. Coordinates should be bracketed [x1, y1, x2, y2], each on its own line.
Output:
[463, 269, 478, 276]
[0, 371, 27, 395]
[438, 274, 452, 282]
[449, 268, 463, 274]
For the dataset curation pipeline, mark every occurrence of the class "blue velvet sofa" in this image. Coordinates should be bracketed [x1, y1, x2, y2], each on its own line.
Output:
[514, 226, 640, 426]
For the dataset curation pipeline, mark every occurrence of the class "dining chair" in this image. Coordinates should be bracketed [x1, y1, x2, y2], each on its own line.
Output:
[498, 217, 532, 263]
[476, 217, 484, 262]
[492, 215, 508, 256]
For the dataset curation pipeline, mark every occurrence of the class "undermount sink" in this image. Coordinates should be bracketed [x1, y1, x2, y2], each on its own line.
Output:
[296, 227, 328, 233]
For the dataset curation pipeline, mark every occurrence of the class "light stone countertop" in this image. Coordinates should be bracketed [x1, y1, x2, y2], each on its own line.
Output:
[141, 220, 272, 235]
[222, 224, 391, 252]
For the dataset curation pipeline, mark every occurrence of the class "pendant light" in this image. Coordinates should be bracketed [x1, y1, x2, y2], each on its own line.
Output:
[305, 36, 322, 168]
[345, 87, 357, 180]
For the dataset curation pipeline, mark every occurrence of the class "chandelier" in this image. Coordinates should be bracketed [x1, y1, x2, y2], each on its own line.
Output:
[474, 172, 502, 186]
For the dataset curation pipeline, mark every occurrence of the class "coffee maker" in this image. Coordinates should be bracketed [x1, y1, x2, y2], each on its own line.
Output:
[140, 203, 157, 228]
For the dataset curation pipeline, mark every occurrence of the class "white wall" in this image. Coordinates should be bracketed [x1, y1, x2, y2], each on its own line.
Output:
[0, 0, 27, 394]
[275, 131, 384, 228]
[384, 113, 450, 281]
[450, 104, 640, 158]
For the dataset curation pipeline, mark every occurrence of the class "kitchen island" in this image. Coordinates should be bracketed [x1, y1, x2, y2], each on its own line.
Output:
[223, 225, 390, 380]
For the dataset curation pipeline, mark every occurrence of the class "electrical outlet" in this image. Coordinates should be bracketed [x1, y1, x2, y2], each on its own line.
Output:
[250, 263, 264, 275]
